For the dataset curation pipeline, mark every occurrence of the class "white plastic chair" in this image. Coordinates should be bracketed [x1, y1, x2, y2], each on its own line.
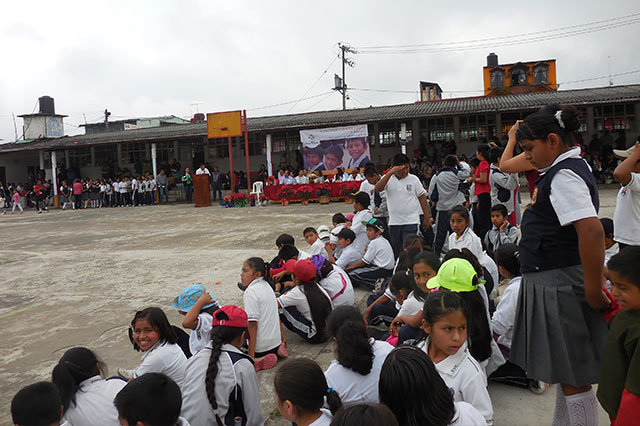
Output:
[250, 181, 263, 199]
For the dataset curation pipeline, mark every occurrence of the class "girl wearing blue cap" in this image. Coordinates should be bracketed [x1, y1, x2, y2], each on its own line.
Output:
[173, 284, 220, 356]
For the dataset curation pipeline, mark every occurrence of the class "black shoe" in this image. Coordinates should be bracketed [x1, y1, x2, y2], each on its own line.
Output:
[237, 282, 248, 291]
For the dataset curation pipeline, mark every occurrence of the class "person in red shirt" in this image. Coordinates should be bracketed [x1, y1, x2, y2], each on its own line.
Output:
[32, 180, 48, 213]
[472, 144, 492, 239]
[72, 179, 83, 210]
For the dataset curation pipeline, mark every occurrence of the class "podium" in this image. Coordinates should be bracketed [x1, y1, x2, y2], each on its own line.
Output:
[193, 174, 212, 207]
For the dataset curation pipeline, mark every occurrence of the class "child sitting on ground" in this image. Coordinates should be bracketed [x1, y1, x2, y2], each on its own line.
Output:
[483, 204, 519, 252]
[114, 373, 189, 426]
[345, 218, 395, 290]
[240, 257, 287, 371]
[172, 284, 220, 356]
[119, 307, 188, 387]
[597, 247, 640, 424]
[344, 192, 373, 255]
[327, 228, 360, 270]
[304, 227, 329, 258]
[329, 213, 348, 258]
[181, 306, 264, 426]
[11, 382, 64, 426]
[448, 205, 483, 261]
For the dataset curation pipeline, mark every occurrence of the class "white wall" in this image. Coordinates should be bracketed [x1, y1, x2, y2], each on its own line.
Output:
[0, 151, 40, 183]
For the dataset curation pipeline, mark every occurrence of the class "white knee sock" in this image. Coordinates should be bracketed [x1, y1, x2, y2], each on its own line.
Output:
[553, 385, 571, 426]
[565, 388, 598, 426]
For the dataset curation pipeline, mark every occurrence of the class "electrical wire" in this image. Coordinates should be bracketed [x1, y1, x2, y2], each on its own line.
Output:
[248, 91, 335, 112]
[301, 91, 337, 113]
[286, 54, 340, 113]
[558, 69, 640, 85]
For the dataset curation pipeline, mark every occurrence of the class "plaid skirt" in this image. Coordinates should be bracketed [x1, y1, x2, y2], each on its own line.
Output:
[510, 265, 607, 387]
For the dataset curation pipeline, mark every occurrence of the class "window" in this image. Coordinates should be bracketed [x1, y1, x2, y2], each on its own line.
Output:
[533, 64, 548, 84]
[511, 68, 527, 86]
[208, 139, 230, 158]
[121, 142, 147, 164]
[427, 117, 454, 142]
[459, 115, 488, 142]
[94, 145, 118, 166]
[240, 134, 263, 156]
[155, 141, 174, 164]
[379, 131, 397, 145]
[594, 103, 635, 131]
[68, 147, 91, 167]
[490, 69, 505, 88]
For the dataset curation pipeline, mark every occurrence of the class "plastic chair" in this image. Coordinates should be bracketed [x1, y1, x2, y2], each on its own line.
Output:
[250, 181, 263, 199]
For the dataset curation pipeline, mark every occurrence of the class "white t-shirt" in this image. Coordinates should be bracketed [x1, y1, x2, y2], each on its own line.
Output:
[112, 182, 120, 192]
[359, 180, 377, 211]
[324, 339, 394, 404]
[134, 341, 188, 387]
[278, 285, 332, 323]
[330, 224, 345, 258]
[448, 226, 484, 262]
[450, 401, 487, 426]
[613, 172, 640, 245]
[363, 236, 395, 270]
[308, 238, 329, 259]
[195, 168, 210, 175]
[243, 277, 282, 353]
[383, 173, 426, 225]
[318, 266, 355, 307]
[350, 209, 373, 254]
[62, 376, 125, 426]
[189, 313, 213, 356]
[335, 243, 362, 270]
[308, 409, 333, 426]
[490, 276, 521, 349]
[397, 290, 424, 317]
[418, 339, 493, 425]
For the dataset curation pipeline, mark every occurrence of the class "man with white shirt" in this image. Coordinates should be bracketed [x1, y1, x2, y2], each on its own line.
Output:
[375, 153, 431, 257]
[195, 164, 210, 175]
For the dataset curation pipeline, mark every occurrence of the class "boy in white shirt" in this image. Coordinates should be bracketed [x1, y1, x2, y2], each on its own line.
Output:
[326, 228, 361, 270]
[329, 213, 348, 258]
[345, 191, 373, 255]
[346, 218, 395, 290]
[303, 227, 329, 259]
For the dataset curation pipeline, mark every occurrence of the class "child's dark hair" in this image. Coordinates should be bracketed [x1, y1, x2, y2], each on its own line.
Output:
[297, 277, 333, 342]
[495, 243, 521, 277]
[396, 246, 422, 274]
[114, 373, 182, 426]
[274, 358, 342, 416]
[600, 218, 614, 239]
[413, 251, 441, 276]
[336, 228, 356, 244]
[443, 248, 484, 279]
[205, 309, 248, 426]
[403, 233, 424, 250]
[392, 153, 410, 166]
[516, 104, 581, 146]
[11, 382, 62, 426]
[476, 143, 491, 160]
[468, 157, 481, 168]
[276, 233, 295, 247]
[330, 403, 399, 426]
[487, 147, 503, 165]
[363, 166, 379, 177]
[389, 270, 426, 302]
[278, 244, 300, 261]
[327, 306, 374, 376]
[607, 246, 640, 288]
[490, 203, 508, 217]
[379, 346, 455, 426]
[128, 307, 178, 351]
[443, 154, 457, 167]
[449, 205, 470, 222]
[245, 256, 269, 278]
[303, 227, 317, 235]
[422, 290, 467, 328]
[332, 213, 347, 224]
[52, 347, 106, 413]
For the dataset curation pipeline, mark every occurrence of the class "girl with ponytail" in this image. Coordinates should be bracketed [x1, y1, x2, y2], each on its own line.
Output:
[324, 306, 393, 404]
[275, 358, 342, 426]
[180, 305, 263, 426]
[51, 347, 124, 425]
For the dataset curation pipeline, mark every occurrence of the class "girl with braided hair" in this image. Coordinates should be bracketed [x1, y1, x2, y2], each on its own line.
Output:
[180, 305, 263, 426]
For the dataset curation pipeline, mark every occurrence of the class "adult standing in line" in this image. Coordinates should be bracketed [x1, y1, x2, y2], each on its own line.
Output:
[375, 153, 431, 257]
[156, 169, 169, 204]
[181, 167, 193, 203]
[72, 179, 83, 210]
[210, 166, 223, 201]
[471, 144, 492, 240]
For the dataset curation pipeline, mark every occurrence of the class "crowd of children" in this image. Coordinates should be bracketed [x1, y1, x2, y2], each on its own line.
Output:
[10, 104, 640, 426]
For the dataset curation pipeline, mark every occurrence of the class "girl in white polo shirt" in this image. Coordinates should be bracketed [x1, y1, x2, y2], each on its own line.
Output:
[120, 307, 188, 387]
[51, 347, 125, 426]
[416, 290, 494, 425]
[324, 306, 393, 404]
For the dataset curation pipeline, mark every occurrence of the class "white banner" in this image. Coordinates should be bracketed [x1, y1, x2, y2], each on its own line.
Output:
[299, 124, 370, 171]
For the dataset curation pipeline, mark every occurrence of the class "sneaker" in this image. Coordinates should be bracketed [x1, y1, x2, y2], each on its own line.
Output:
[277, 342, 288, 358]
[117, 368, 135, 380]
[254, 353, 278, 372]
[237, 282, 248, 292]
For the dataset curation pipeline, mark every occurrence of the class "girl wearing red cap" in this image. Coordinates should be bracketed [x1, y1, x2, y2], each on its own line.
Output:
[277, 259, 333, 344]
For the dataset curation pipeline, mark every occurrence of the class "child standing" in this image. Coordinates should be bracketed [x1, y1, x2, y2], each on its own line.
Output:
[120, 307, 188, 386]
[10, 189, 23, 214]
[52, 347, 125, 426]
[181, 305, 263, 426]
[240, 257, 286, 371]
[597, 247, 640, 424]
[415, 290, 494, 425]
[612, 140, 640, 249]
[472, 144, 492, 240]
[448, 205, 483, 261]
[483, 204, 519, 252]
[509, 105, 611, 425]
[274, 358, 343, 426]
[345, 218, 395, 290]
[172, 283, 221, 356]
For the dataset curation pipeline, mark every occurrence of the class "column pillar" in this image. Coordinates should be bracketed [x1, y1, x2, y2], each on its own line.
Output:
[39, 150, 45, 171]
[453, 116, 461, 146]
[51, 151, 59, 207]
[117, 144, 123, 168]
[90, 147, 96, 166]
[586, 106, 595, 144]
[266, 134, 273, 177]
[173, 141, 179, 161]
[495, 113, 502, 141]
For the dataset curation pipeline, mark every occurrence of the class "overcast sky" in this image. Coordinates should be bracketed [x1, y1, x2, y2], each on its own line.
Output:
[1, 0, 638, 143]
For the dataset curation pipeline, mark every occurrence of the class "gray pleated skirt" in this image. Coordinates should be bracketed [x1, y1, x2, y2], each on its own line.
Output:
[510, 265, 607, 387]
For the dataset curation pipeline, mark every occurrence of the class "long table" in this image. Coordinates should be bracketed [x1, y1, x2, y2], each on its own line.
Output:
[263, 181, 362, 201]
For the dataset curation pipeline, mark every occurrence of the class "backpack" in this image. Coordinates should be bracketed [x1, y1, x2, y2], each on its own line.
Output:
[491, 169, 511, 202]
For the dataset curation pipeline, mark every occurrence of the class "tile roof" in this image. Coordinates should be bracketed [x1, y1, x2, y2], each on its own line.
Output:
[1, 84, 639, 153]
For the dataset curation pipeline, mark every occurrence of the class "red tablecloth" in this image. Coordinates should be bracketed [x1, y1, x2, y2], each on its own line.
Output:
[263, 181, 362, 201]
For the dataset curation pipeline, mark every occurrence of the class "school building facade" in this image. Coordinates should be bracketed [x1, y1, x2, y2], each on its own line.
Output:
[1, 83, 639, 185]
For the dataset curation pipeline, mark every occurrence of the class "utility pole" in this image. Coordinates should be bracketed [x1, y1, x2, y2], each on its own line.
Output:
[334, 43, 356, 110]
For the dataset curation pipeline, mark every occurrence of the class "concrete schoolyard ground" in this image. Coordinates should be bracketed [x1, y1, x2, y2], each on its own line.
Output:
[0, 186, 619, 425]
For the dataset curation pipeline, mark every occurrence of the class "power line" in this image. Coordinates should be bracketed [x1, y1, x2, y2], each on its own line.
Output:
[558, 69, 640, 85]
[247, 91, 334, 112]
[301, 91, 337, 113]
[287, 54, 340, 113]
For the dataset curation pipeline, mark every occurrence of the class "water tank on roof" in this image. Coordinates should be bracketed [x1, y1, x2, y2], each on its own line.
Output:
[487, 53, 498, 67]
[39, 96, 55, 114]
